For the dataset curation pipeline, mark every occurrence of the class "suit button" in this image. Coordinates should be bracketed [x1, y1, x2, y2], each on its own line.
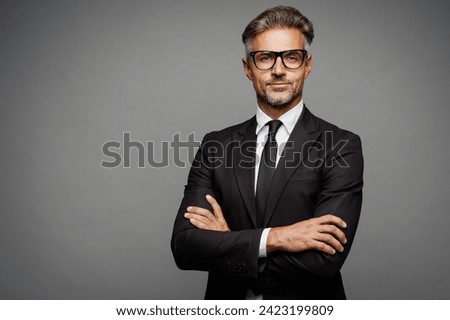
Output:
[258, 273, 270, 285]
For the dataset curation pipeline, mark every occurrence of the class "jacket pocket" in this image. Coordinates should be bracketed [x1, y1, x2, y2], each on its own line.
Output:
[288, 170, 322, 183]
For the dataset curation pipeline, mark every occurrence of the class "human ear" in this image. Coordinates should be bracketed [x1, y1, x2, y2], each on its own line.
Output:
[242, 57, 253, 81]
[304, 54, 313, 78]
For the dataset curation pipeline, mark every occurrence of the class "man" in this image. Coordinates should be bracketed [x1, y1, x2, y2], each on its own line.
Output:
[171, 6, 363, 299]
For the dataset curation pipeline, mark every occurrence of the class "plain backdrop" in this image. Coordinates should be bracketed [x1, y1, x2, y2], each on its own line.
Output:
[1, 0, 449, 299]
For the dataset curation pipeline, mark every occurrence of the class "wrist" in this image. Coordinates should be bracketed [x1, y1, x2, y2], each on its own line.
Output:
[266, 227, 284, 254]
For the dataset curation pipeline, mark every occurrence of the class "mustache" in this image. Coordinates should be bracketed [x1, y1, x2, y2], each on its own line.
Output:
[265, 77, 292, 85]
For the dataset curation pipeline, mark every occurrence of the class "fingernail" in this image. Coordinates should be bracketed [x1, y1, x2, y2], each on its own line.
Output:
[343, 222, 347, 228]
[187, 206, 192, 211]
[340, 247, 344, 252]
[344, 238, 347, 244]
[331, 249, 336, 255]
[206, 194, 211, 199]
[184, 213, 189, 218]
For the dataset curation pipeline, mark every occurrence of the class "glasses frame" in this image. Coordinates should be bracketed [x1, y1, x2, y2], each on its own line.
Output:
[248, 49, 308, 70]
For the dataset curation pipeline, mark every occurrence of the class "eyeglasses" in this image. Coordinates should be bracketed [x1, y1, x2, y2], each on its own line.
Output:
[248, 49, 308, 70]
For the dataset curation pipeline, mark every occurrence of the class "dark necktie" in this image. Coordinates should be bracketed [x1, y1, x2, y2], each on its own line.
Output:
[255, 120, 282, 228]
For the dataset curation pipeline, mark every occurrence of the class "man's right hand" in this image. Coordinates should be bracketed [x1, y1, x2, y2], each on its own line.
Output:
[266, 214, 347, 255]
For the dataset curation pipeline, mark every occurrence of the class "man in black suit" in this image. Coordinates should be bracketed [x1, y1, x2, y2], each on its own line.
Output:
[171, 6, 363, 299]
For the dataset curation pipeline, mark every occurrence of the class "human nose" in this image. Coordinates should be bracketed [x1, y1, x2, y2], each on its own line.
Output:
[271, 56, 286, 76]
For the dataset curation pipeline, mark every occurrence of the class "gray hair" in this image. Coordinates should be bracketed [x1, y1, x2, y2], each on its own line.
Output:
[242, 6, 314, 54]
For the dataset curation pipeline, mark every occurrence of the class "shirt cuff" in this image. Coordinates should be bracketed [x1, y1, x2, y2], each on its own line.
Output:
[258, 228, 271, 258]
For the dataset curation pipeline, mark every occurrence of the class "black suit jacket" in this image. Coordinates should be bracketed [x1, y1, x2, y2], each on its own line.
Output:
[171, 106, 363, 299]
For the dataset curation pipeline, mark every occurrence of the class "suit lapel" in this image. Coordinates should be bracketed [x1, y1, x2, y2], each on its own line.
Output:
[232, 117, 258, 228]
[263, 106, 322, 226]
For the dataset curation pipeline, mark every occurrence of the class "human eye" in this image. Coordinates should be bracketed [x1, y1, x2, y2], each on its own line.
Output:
[284, 52, 301, 61]
[257, 52, 274, 62]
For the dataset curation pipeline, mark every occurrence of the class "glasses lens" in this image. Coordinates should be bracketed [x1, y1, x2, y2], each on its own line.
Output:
[282, 51, 305, 69]
[254, 52, 276, 70]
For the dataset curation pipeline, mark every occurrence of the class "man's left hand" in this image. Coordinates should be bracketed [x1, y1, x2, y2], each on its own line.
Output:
[184, 195, 230, 232]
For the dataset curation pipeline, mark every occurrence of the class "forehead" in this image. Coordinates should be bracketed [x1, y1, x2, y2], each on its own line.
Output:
[250, 28, 305, 51]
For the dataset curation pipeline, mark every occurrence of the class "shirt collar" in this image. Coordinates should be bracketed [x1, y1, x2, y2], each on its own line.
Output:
[255, 99, 304, 135]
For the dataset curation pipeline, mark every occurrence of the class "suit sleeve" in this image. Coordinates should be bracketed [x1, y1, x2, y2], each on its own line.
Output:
[171, 133, 263, 278]
[266, 133, 364, 277]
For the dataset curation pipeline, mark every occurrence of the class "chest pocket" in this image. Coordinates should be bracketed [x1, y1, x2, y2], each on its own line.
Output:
[288, 169, 322, 183]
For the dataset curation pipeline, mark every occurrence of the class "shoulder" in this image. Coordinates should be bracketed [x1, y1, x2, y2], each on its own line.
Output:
[307, 110, 363, 174]
[202, 116, 255, 143]
[310, 110, 361, 145]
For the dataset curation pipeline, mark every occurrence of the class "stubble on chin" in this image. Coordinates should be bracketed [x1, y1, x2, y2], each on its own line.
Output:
[259, 88, 298, 109]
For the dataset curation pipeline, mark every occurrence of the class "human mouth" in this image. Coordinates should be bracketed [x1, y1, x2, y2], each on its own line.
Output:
[267, 82, 291, 87]
[267, 82, 291, 92]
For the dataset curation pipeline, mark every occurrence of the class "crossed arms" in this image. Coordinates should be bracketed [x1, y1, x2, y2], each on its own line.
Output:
[186, 195, 348, 255]
[171, 132, 363, 278]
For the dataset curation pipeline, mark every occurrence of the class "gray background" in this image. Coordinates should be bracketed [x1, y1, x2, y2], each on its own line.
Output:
[1, 0, 449, 299]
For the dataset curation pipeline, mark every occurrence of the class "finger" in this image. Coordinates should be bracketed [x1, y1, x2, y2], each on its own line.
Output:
[319, 225, 347, 244]
[187, 206, 214, 219]
[188, 217, 212, 230]
[311, 240, 337, 255]
[315, 233, 344, 252]
[318, 214, 347, 229]
[184, 212, 213, 225]
[205, 195, 225, 219]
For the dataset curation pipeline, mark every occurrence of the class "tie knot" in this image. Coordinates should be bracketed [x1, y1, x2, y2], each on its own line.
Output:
[267, 120, 282, 135]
